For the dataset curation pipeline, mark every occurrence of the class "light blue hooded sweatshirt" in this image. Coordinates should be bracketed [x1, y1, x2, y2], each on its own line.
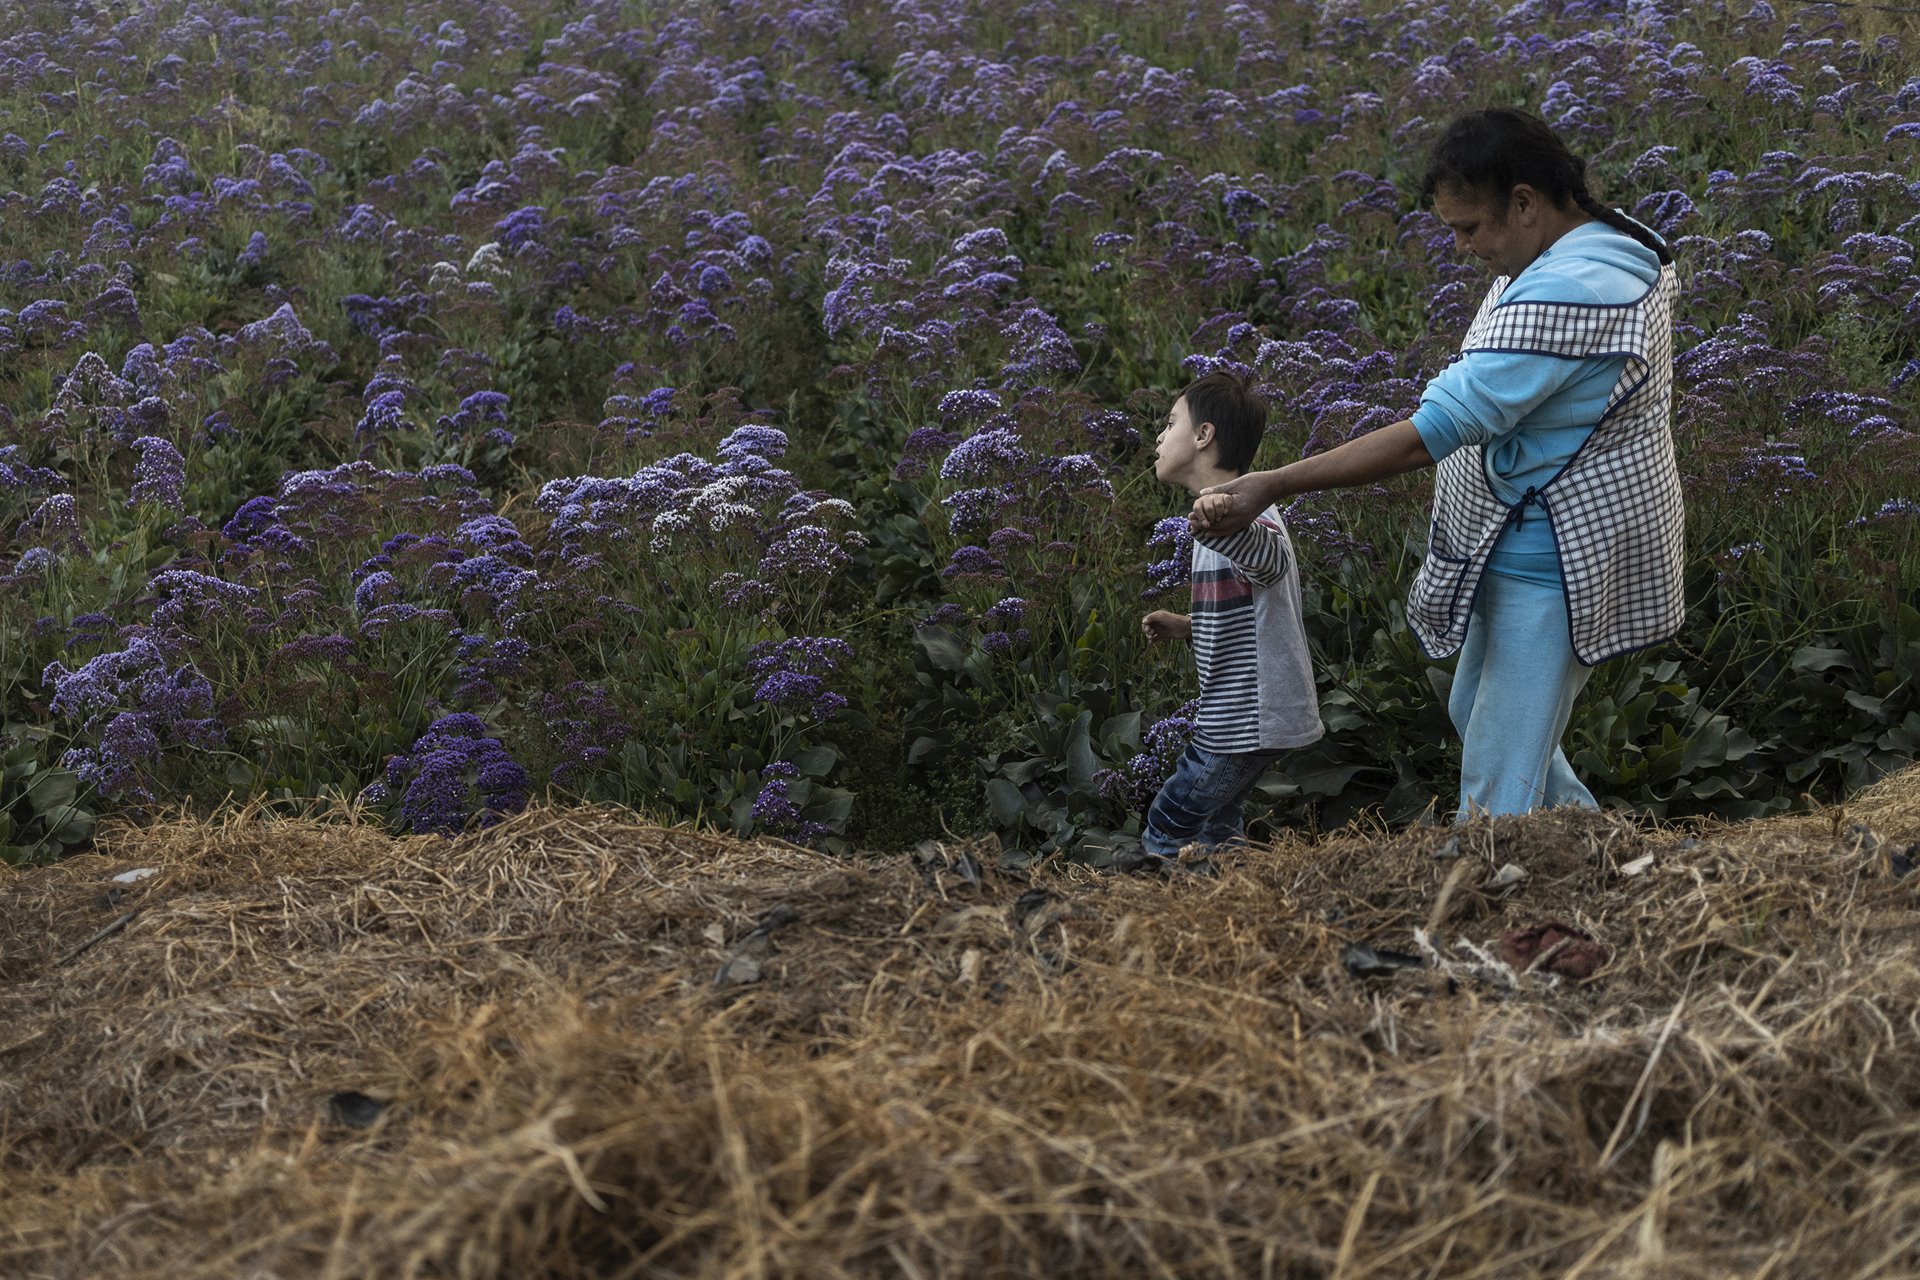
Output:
[1410, 219, 1666, 587]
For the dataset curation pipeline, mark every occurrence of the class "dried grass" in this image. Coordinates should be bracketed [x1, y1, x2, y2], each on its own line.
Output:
[2, 770, 1918, 1278]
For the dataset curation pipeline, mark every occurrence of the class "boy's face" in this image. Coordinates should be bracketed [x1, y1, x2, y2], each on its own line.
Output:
[1153, 395, 1210, 487]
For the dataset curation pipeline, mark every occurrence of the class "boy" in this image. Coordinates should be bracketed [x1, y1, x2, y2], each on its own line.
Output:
[1138, 371, 1323, 863]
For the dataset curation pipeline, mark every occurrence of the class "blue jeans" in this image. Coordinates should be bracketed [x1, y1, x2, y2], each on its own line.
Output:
[1142, 744, 1285, 857]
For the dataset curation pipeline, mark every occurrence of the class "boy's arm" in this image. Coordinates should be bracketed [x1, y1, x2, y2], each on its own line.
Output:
[1190, 497, 1292, 587]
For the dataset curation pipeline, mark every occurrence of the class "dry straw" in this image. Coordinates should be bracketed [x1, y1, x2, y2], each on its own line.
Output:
[2, 771, 1918, 1278]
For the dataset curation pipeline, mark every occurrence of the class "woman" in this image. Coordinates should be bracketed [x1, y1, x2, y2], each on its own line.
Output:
[1192, 108, 1681, 819]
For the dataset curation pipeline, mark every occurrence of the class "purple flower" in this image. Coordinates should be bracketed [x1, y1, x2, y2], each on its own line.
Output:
[494, 205, 547, 251]
[128, 437, 187, 511]
[237, 231, 270, 269]
[942, 482, 1019, 534]
[269, 634, 355, 669]
[895, 426, 959, 479]
[358, 602, 458, 639]
[540, 682, 632, 788]
[1048, 454, 1113, 498]
[1732, 442, 1818, 494]
[222, 494, 279, 542]
[435, 390, 513, 444]
[18, 298, 83, 345]
[442, 554, 540, 619]
[355, 389, 410, 441]
[368, 713, 530, 836]
[233, 303, 332, 363]
[999, 306, 1081, 385]
[17, 494, 87, 555]
[939, 427, 1027, 481]
[937, 389, 1004, 427]
[354, 570, 401, 614]
[746, 636, 853, 721]
[984, 597, 1027, 625]
[759, 521, 862, 580]
[1632, 190, 1697, 237]
[1142, 517, 1193, 599]
[941, 545, 1006, 581]
[455, 514, 531, 557]
[716, 424, 789, 462]
[1851, 499, 1918, 527]
[146, 569, 260, 627]
[0, 444, 63, 495]
[1097, 700, 1199, 814]
[44, 636, 225, 801]
[74, 712, 164, 801]
[10, 546, 56, 579]
[751, 761, 831, 843]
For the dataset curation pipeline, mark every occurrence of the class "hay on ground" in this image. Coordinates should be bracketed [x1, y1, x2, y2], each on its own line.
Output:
[2, 772, 1918, 1278]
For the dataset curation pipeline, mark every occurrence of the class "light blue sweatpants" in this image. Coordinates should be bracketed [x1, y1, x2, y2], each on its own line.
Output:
[1447, 570, 1598, 819]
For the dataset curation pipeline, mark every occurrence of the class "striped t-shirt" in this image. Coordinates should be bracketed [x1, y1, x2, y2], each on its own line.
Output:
[1190, 505, 1325, 753]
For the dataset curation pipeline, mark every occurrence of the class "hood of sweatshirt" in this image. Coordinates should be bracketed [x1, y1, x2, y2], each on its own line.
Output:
[1508, 216, 1663, 303]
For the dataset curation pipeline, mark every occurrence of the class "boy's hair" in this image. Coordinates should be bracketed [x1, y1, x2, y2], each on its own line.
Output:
[1180, 371, 1268, 474]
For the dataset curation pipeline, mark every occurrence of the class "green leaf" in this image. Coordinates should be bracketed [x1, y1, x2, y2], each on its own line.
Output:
[793, 745, 838, 777]
[1843, 690, 1886, 718]
[728, 794, 755, 833]
[1790, 646, 1854, 674]
[49, 810, 96, 846]
[1285, 761, 1370, 798]
[906, 735, 945, 765]
[986, 777, 1027, 827]
[1680, 716, 1732, 773]
[807, 787, 856, 827]
[1099, 710, 1143, 753]
[1003, 758, 1050, 786]
[24, 771, 77, 817]
[914, 626, 966, 672]
[1065, 709, 1098, 792]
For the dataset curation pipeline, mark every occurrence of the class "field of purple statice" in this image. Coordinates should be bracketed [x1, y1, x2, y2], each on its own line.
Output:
[1, 0, 1917, 862]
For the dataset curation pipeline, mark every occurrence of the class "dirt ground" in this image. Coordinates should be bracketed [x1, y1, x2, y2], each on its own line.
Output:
[2, 773, 1918, 1278]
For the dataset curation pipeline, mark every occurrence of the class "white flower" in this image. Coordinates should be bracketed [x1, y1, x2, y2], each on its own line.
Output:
[649, 510, 691, 552]
[466, 242, 510, 278]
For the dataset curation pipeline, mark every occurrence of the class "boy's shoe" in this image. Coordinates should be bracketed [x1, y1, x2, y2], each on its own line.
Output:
[1108, 845, 1163, 876]
[1113, 847, 1220, 879]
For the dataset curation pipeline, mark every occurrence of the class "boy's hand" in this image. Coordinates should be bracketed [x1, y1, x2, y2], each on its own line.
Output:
[1190, 470, 1284, 535]
[1189, 491, 1236, 532]
[1141, 611, 1191, 644]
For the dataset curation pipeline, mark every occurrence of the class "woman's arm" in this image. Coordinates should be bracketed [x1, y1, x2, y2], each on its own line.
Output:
[1190, 418, 1435, 536]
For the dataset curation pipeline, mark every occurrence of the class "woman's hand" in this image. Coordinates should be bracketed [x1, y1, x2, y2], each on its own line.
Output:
[1190, 471, 1286, 536]
[1140, 611, 1191, 644]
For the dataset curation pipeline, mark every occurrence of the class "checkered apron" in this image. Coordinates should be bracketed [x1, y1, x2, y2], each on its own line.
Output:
[1407, 263, 1683, 665]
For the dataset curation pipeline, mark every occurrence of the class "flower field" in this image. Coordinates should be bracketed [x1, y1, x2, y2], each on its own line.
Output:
[1, 0, 1917, 861]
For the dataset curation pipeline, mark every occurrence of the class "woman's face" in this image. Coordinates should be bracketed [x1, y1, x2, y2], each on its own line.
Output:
[1432, 182, 1550, 281]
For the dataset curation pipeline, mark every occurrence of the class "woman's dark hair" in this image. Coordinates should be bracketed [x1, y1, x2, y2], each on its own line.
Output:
[1420, 107, 1674, 266]
[1180, 371, 1268, 474]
